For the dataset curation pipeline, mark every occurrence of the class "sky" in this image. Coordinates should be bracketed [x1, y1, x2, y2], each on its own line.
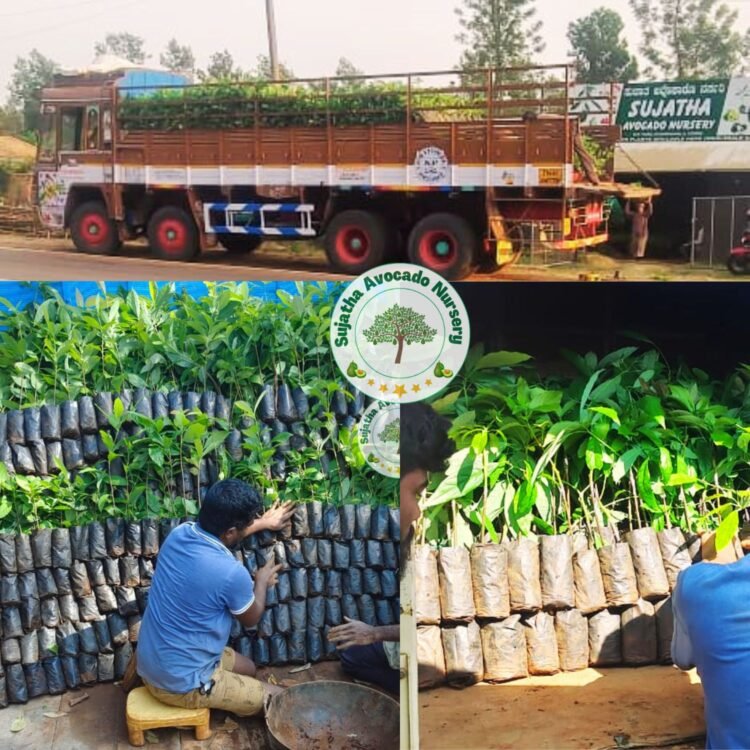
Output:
[0, 0, 749, 97]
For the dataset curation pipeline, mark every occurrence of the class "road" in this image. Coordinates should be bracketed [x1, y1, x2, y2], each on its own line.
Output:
[0, 233, 740, 282]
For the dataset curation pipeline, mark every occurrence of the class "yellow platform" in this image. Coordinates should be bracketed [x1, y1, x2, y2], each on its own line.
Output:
[126, 687, 211, 746]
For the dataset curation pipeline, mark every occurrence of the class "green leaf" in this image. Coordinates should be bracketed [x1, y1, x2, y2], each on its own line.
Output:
[612, 447, 642, 483]
[641, 396, 665, 428]
[431, 391, 460, 414]
[113, 397, 124, 419]
[476, 351, 532, 370]
[637, 462, 661, 513]
[579, 369, 603, 421]
[184, 422, 206, 443]
[471, 432, 487, 454]
[11, 717, 25, 732]
[715, 510, 739, 552]
[589, 406, 621, 426]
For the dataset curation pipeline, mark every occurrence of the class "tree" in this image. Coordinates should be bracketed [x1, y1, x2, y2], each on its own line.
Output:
[380, 418, 401, 445]
[0, 106, 23, 134]
[198, 50, 244, 82]
[568, 8, 639, 83]
[8, 50, 59, 132]
[363, 305, 437, 365]
[254, 54, 295, 81]
[455, 0, 544, 73]
[160, 39, 195, 75]
[629, 0, 749, 79]
[94, 32, 148, 64]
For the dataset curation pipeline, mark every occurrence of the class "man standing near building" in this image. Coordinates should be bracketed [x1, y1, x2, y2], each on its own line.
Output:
[625, 199, 654, 259]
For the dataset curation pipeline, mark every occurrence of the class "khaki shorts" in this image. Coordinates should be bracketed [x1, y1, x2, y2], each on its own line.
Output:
[144, 648, 265, 717]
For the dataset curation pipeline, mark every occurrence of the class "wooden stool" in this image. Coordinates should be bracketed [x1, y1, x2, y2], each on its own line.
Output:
[126, 687, 211, 746]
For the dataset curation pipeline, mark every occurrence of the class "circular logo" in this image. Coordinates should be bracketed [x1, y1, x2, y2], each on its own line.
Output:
[415, 146, 450, 183]
[359, 401, 401, 477]
[331, 263, 470, 403]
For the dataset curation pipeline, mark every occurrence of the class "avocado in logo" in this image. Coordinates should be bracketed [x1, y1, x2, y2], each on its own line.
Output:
[359, 401, 401, 477]
[331, 263, 470, 403]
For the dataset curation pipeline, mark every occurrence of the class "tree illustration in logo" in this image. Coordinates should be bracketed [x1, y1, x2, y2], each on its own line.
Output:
[380, 418, 400, 447]
[363, 305, 437, 365]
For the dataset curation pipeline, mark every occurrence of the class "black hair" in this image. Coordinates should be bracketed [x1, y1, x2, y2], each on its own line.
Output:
[401, 402, 455, 475]
[198, 479, 263, 537]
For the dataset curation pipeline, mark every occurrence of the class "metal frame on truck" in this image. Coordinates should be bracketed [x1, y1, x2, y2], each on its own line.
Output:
[34, 65, 657, 279]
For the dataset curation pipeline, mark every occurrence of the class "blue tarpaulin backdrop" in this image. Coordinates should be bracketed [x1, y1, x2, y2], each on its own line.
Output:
[0, 281, 312, 311]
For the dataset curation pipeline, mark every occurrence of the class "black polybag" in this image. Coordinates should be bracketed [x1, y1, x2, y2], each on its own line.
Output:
[362, 568, 381, 597]
[93, 617, 114, 653]
[119, 556, 140, 587]
[291, 505, 309, 538]
[276, 572, 292, 603]
[20, 631, 39, 665]
[0, 443, 15, 475]
[61, 654, 81, 689]
[116, 586, 139, 617]
[7, 410, 25, 444]
[24, 407, 41, 442]
[15, 533, 34, 573]
[94, 585, 117, 613]
[126, 522, 142, 556]
[366, 540, 384, 570]
[141, 518, 159, 557]
[61, 401, 80, 438]
[2, 638, 21, 664]
[323, 504, 341, 538]
[105, 517, 126, 557]
[87, 559, 106, 587]
[20, 597, 41, 631]
[46, 440, 64, 474]
[77, 594, 100, 622]
[78, 653, 98, 685]
[139, 558, 154, 584]
[108, 612, 129, 646]
[355, 505, 372, 539]
[287, 630, 306, 664]
[19, 570, 38, 599]
[274, 603, 292, 634]
[40, 404, 61, 441]
[6, 663, 28, 703]
[12, 443, 35, 474]
[258, 608, 275, 638]
[382, 542, 398, 571]
[78, 396, 97, 433]
[62, 439, 84, 470]
[654, 597, 674, 664]
[340, 593, 358, 622]
[135, 587, 150, 613]
[3, 606, 23, 637]
[270, 634, 288, 666]
[277, 383, 298, 422]
[82, 433, 99, 463]
[339, 505, 356, 541]
[308, 501, 324, 536]
[284, 539, 305, 569]
[301, 538, 318, 567]
[38, 626, 57, 660]
[657, 528, 693, 590]
[24, 662, 48, 698]
[308, 567, 325, 597]
[41, 597, 61, 628]
[1, 573, 20, 605]
[51, 528, 72, 568]
[308, 596, 326, 628]
[29, 440, 49, 474]
[325, 597, 343, 626]
[356, 595, 377, 626]
[289, 599, 307, 632]
[442, 620, 484, 686]
[0, 534, 17, 574]
[375, 599, 394, 626]
[159, 518, 180, 544]
[114, 642, 133, 680]
[152, 392, 168, 420]
[381, 570, 398, 599]
[326, 570, 343, 598]
[70, 561, 92, 597]
[343, 568, 363, 596]
[88, 521, 107, 559]
[76, 621, 99, 654]
[252, 638, 270, 667]
[289, 568, 307, 600]
[42, 658, 66, 696]
[588, 609, 622, 666]
[36, 567, 58, 598]
[57, 620, 80, 657]
[93, 392, 113, 427]
[349, 538, 366, 570]
[317, 539, 332, 569]
[98, 653, 115, 682]
[58, 594, 80, 623]
[103, 558, 121, 586]
[332, 541, 350, 570]
[128, 614, 142, 642]
[70, 526, 90, 561]
[274, 541, 290, 571]
[259, 384, 276, 423]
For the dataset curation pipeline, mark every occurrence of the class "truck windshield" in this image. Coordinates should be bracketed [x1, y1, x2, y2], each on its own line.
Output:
[60, 107, 84, 152]
[38, 112, 55, 162]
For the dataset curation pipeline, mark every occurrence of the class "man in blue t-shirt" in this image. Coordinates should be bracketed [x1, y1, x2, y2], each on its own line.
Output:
[137, 479, 293, 716]
[672, 546, 750, 749]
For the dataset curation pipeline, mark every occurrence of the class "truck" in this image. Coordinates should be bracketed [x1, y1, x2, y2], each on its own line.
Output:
[34, 64, 658, 280]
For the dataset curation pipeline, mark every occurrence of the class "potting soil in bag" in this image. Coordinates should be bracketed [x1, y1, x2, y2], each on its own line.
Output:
[119, 556, 140, 587]
[141, 518, 159, 557]
[29, 440, 48, 475]
[2, 638, 21, 664]
[225, 429, 243, 461]
[70, 561, 92, 597]
[116, 586, 139, 617]
[341, 594, 359, 622]
[270, 633, 288, 666]
[139, 558, 154, 583]
[88, 522, 107, 560]
[76, 621, 99, 654]
[357, 594, 378, 626]
[77, 396, 96, 434]
[654, 597, 674, 664]
[349, 538, 365, 569]
[93, 391, 113, 426]
[315, 539, 332, 570]
[46, 441, 63, 474]
[183, 391, 200, 416]
[291, 505, 309, 538]
[274, 604, 292, 635]
[375, 599, 394, 626]
[70, 526, 90, 561]
[23, 406, 41, 442]
[470, 544, 511, 619]
[0, 534, 17, 574]
[621, 599, 657, 665]
[287, 630, 307, 664]
[98, 653, 115, 682]
[127, 613, 141, 643]
[103, 517, 125, 558]
[524, 611, 560, 675]
[657, 528, 693, 590]
[588, 610, 622, 666]
[354, 504, 372, 540]
[412, 548, 442, 619]
[307, 501, 324, 537]
[62, 438, 84, 470]
[250, 638, 269, 667]
[36, 567, 58, 598]
[389, 507, 400, 540]
[598, 543, 639, 607]
[41, 404, 61, 441]
[343, 569, 362, 596]
[197, 390, 215, 418]
[362, 568, 381, 597]
[326, 569, 343, 598]
[3, 606, 23, 637]
[151, 391, 168, 421]
[7, 410, 24, 444]
[38, 626, 57, 660]
[626, 528, 670, 600]
[114, 642, 133, 681]
[302, 627, 322, 664]
[289, 600, 307, 632]
[20, 597, 41, 631]
[322, 505, 341, 539]
[438, 547, 476, 622]
[340, 505, 356, 540]
[103, 558, 121, 586]
[24, 662, 48, 698]
[125, 521, 142, 556]
[20, 631, 39, 665]
[265, 583, 278, 608]
[383, 541, 398, 570]
[81, 433, 98, 463]
[61, 654, 81, 689]
[273, 541, 289, 571]
[276, 572, 292, 603]
[284, 539, 305, 569]
[326, 597, 343, 626]
[6, 664, 28, 704]
[417, 625, 447, 688]
[1, 574, 20, 605]
[366, 540, 384, 569]
[57, 620, 79, 657]
[371, 505, 390, 541]
[555, 609, 589, 672]
[95, 585, 118, 613]
[19, 569, 38, 599]
[12, 443, 35, 474]
[308, 596, 326, 628]
[59, 595, 79, 623]
[381, 570, 398, 599]
[41, 597, 61, 628]
[87, 559, 106, 587]
[507, 538, 542, 613]
[15, 533, 33, 573]
[51, 528, 72, 568]
[78, 653, 98, 685]
[108, 612, 129, 646]
[78, 594, 100, 622]
[441, 620, 484, 687]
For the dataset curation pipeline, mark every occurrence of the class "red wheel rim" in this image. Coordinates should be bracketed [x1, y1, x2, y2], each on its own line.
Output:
[82, 213, 110, 246]
[418, 229, 457, 270]
[335, 226, 370, 264]
[157, 219, 187, 254]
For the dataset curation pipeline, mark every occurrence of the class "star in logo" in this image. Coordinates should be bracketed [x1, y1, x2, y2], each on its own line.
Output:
[393, 384, 407, 398]
[367, 379, 375, 387]
[412, 384, 421, 393]
[379, 383, 389, 394]
[425, 378, 433, 386]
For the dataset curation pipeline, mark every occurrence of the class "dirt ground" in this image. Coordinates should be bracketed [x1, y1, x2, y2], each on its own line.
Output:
[0, 232, 743, 282]
[419, 666, 705, 750]
[0, 660, 366, 750]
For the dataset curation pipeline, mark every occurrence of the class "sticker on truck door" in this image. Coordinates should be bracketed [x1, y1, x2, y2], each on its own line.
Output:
[37, 172, 68, 229]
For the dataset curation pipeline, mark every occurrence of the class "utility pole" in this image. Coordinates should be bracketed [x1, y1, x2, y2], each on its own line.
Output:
[265, 0, 281, 81]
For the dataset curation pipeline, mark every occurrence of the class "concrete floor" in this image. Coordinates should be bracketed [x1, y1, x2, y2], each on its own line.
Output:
[419, 666, 706, 750]
[0, 661, 355, 750]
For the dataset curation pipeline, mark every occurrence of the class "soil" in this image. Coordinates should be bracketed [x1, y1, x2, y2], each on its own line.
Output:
[419, 665, 705, 750]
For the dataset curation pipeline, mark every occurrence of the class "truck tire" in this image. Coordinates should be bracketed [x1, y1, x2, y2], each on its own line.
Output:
[147, 207, 199, 261]
[70, 202, 121, 255]
[219, 236, 263, 254]
[407, 213, 478, 280]
[324, 210, 392, 275]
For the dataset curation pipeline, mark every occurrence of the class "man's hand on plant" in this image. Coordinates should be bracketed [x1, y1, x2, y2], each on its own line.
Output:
[327, 617, 378, 650]
[256, 560, 283, 588]
[260, 501, 296, 532]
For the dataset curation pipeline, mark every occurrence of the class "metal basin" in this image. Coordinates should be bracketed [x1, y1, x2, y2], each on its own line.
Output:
[266, 680, 399, 750]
